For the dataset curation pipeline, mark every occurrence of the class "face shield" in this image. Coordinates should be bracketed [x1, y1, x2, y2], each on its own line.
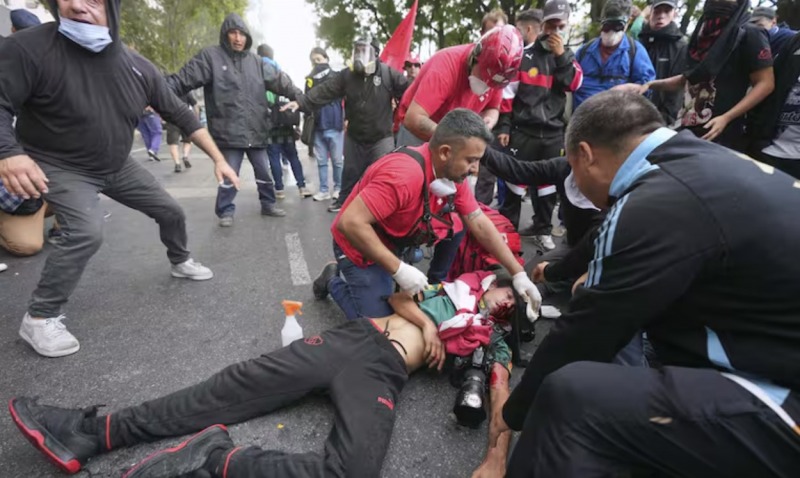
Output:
[352, 39, 377, 75]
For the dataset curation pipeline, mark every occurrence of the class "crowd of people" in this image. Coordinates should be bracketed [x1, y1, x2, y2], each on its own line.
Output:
[1, 0, 799, 476]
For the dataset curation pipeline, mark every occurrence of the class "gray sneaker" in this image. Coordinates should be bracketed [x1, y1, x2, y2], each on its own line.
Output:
[171, 259, 214, 281]
[261, 207, 286, 217]
[218, 216, 234, 227]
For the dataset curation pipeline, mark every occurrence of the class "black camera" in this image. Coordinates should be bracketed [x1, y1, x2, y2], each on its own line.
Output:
[452, 346, 489, 429]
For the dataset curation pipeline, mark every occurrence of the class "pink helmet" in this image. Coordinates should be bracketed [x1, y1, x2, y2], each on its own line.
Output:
[472, 24, 523, 88]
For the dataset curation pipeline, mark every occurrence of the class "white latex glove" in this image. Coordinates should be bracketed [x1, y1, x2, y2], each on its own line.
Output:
[513, 271, 542, 322]
[393, 261, 429, 294]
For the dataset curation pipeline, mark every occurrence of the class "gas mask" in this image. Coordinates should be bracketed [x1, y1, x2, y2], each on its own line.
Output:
[468, 75, 491, 96]
[351, 40, 377, 75]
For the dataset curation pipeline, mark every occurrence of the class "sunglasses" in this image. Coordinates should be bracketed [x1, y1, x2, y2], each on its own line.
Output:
[404, 62, 421, 68]
[601, 22, 625, 33]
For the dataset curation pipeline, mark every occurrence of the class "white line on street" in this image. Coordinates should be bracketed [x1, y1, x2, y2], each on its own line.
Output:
[285, 233, 312, 286]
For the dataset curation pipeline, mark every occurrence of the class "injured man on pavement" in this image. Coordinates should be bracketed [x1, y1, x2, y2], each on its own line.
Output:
[9, 270, 533, 478]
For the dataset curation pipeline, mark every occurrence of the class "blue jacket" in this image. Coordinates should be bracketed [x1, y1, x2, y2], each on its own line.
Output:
[304, 64, 344, 132]
[573, 35, 655, 111]
[768, 25, 797, 57]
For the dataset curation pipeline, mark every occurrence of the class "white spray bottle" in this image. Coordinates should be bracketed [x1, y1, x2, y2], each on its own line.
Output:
[281, 300, 304, 346]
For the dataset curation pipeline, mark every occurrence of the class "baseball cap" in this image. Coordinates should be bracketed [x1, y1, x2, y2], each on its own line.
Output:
[601, 0, 632, 24]
[651, 0, 678, 9]
[542, 0, 570, 22]
[750, 6, 776, 22]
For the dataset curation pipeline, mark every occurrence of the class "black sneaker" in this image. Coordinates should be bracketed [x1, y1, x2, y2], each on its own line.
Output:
[261, 207, 286, 217]
[182, 157, 192, 169]
[174, 164, 182, 173]
[516, 225, 537, 237]
[313, 262, 338, 300]
[122, 425, 234, 478]
[8, 397, 102, 474]
[147, 150, 161, 162]
[327, 201, 342, 213]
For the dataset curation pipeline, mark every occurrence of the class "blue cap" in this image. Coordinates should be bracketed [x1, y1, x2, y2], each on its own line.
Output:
[10, 9, 41, 31]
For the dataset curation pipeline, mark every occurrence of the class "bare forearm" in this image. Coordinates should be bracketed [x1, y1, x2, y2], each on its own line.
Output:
[388, 293, 433, 331]
[648, 74, 685, 92]
[467, 213, 524, 275]
[407, 114, 437, 141]
[481, 109, 499, 130]
[483, 365, 512, 466]
[341, 222, 401, 273]
[188, 128, 225, 164]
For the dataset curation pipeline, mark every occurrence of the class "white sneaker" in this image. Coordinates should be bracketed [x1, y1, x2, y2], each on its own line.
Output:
[536, 235, 557, 251]
[275, 189, 286, 200]
[299, 187, 313, 198]
[171, 258, 214, 281]
[313, 191, 331, 201]
[332, 189, 340, 200]
[19, 313, 80, 358]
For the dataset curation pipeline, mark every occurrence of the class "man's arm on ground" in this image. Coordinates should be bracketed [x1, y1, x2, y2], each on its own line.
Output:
[501, 196, 718, 431]
[336, 196, 402, 273]
[167, 50, 213, 97]
[472, 362, 512, 478]
[387, 292, 446, 370]
[403, 100, 438, 140]
[464, 209, 524, 275]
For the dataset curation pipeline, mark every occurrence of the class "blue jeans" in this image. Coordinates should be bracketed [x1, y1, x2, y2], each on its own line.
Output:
[313, 129, 344, 193]
[329, 241, 394, 320]
[215, 148, 276, 218]
[613, 333, 650, 367]
[267, 141, 305, 190]
[427, 229, 465, 284]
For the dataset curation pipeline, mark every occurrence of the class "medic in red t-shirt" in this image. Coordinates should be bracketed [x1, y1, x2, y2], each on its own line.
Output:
[396, 25, 524, 147]
[313, 109, 541, 325]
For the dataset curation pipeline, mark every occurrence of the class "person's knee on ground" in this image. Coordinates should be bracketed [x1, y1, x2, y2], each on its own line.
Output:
[0, 209, 47, 257]
[0, 234, 44, 257]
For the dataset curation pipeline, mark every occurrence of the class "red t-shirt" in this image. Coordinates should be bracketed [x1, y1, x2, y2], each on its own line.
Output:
[396, 44, 503, 126]
[331, 144, 481, 267]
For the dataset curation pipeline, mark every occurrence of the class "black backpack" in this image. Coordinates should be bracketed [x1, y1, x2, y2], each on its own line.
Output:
[577, 35, 638, 82]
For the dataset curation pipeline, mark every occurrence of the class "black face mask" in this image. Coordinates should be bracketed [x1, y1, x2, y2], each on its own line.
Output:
[703, 0, 738, 18]
[311, 62, 330, 74]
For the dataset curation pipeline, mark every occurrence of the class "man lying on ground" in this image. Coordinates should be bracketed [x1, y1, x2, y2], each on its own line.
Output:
[9, 272, 523, 478]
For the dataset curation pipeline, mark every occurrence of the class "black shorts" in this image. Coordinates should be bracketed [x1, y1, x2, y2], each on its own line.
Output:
[165, 123, 190, 145]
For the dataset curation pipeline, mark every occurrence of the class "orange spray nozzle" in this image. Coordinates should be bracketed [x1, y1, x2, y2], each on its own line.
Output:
[282, 300, 303, 316]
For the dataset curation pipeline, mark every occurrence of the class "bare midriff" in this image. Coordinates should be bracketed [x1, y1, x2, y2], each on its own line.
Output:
[370, 315, 426, 373]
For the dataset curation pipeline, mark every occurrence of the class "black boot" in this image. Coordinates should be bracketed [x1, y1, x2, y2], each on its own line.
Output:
[122, 425, 234, 478]
[9, 397, 102, 474]
[313, 262, 339, 300]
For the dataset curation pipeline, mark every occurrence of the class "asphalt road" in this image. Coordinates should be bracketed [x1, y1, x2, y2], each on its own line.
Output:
[0, 144, 557, 477]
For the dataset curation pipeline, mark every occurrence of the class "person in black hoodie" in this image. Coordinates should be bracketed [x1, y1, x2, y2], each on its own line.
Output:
[641, 0, 774, 152]
[283, 36, 409, 213]
[168, 13, 302, 226]
[637, 0, 687, 125]
[747, 31, 800, 178]
[0, 0, 239, 358]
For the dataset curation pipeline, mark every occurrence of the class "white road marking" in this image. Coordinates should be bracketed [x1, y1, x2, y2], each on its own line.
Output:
[285, 233, 312, 286]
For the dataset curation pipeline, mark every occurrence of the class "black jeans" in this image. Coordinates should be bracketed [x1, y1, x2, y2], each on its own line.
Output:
[507, 362, 800, 477]
[338, 135, 395, 205]
[103, 320, 408, 477]
[498, 131, 563, 232]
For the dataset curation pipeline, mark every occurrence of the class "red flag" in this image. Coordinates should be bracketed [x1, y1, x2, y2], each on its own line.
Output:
[380, 0, 418, 71]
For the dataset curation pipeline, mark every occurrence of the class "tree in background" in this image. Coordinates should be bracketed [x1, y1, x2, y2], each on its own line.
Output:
[119, 0, 248, 73]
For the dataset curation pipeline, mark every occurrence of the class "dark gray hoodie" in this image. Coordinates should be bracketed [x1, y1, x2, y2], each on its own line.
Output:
[168, 13, 301, 149]
[0, 0, 201, 175]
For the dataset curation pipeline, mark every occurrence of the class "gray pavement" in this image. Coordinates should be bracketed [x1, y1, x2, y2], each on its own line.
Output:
[0, 144, 557, 477]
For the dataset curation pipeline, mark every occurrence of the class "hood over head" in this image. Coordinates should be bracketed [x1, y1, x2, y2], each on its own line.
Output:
[46, 0, 121, 42]
[11, 9, 41, 30]
[219, 13, 253, 53]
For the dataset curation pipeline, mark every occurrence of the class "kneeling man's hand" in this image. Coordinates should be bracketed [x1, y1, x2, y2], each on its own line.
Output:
[393, 261, 429, 294]
[513, 272, 541, 321]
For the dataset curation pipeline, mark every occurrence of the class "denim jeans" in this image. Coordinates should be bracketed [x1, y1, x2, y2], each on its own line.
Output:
[313, 129, 344, 193]
[427, 229, 465, 284]
[215, 148, 277, 218]
[267, 141, 305, 190]
[329, 241, 394, 320]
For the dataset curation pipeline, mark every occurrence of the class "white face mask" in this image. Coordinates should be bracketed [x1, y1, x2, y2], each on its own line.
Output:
[564, 172, 599, 211]
[468, 75, 491, 96]
[600, 31, 624, 47]
[430, 178, 457, 197]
